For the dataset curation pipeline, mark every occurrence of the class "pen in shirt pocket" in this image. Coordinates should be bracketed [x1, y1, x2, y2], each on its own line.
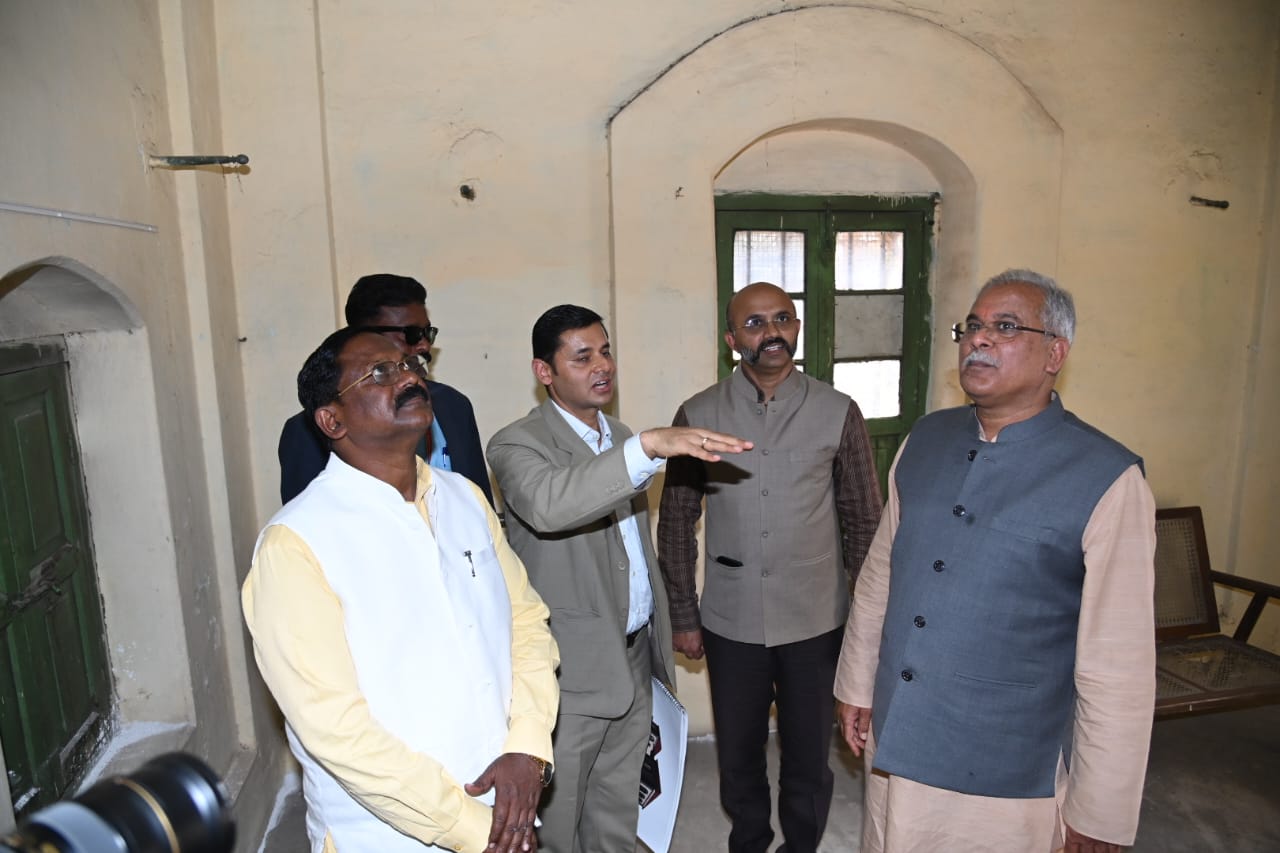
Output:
[463, 550, 475, 576]
[715, 555, 744, 567]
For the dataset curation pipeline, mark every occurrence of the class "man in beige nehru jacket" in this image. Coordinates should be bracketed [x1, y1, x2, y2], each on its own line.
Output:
[658, 282, 882, 853]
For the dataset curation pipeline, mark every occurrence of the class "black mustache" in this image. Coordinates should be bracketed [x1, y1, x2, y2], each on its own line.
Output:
[395, 384, 431, 409]
[761, 337, 788, 351]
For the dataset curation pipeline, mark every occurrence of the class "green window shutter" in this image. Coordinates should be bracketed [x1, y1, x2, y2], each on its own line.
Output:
[0, 345, 110, 815]
[715, 194, 936, 495]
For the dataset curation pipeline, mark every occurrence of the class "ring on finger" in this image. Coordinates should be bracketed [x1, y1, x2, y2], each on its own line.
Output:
[700, 436, 709, 448]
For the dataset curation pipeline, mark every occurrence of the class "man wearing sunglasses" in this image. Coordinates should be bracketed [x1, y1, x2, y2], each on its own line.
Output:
[244, 327, 559, 852]
[278, 273, 493, 506]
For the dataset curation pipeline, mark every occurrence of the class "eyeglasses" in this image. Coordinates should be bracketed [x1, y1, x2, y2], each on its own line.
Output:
[361, 324, 439, 346]
[950, 320, 1058, 343]
[733, 312, 797, 333]
[336, 354, 429, 398]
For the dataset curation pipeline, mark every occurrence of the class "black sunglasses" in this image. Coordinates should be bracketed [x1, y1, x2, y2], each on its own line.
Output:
[361, 324, 439, 346]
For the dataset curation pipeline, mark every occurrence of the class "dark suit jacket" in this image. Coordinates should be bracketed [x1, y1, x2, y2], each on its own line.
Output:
[487, 399, 676, 719]
[277, 379, 493, 506]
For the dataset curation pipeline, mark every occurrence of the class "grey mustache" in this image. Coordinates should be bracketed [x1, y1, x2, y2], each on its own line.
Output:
[963, 350, 1000, 368]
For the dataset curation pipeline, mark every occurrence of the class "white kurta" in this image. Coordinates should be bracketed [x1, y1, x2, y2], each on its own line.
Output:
[244, 457, 559, 853]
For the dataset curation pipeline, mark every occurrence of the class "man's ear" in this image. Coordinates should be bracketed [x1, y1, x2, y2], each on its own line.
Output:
[314, 404, 347, 442]
[532, 358, 555, 388]
[724, 330, 737, 354]
[1045, 337, 1071, 376]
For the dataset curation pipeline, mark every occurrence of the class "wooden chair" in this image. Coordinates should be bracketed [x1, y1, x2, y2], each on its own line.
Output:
[1154, 506, 1280, 717]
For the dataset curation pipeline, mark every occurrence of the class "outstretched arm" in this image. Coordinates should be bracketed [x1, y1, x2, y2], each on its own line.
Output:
[638, 426, 751, 461]
[487, 436, 644, 532]
[487, 422, 748, 534]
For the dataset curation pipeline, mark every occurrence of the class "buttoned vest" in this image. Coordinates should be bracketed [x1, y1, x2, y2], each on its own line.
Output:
[871, 398, 1140, 797]
[262, 457, 513, 851]
[681, 369, 851, 646]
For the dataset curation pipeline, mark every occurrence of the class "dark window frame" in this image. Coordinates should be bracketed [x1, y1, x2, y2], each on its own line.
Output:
[714, 193, 937, 491]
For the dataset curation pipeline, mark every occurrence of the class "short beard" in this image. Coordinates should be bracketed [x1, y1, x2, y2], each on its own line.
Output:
[737, 336, 796, 366]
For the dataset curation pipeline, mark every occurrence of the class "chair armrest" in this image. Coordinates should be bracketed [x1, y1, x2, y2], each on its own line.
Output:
[1211, 570, 1280, 599]
[1210, 570, 1280, 643]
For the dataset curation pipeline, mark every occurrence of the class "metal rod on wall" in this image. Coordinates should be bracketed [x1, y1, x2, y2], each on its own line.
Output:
[0, 200, 158, 233]
[148, 154, 250, 168]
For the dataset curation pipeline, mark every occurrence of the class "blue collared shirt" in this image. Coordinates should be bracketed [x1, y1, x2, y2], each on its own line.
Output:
[428, 417, 452, 471]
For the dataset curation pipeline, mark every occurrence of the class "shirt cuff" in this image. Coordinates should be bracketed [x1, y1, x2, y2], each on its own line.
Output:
[623, 435, 664, 488]
[503, 716, 554, 766]
[433, 795, 495, 853]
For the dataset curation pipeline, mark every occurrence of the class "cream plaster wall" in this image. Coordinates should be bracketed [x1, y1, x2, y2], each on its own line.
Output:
[216, 0, 340, 524]
[717, 130, 941, 195]
[0, 265, 194, 730]
[1, 0, 1278, 843]
[610, 4, 1067, 728]
[612, 6, 1064, 421]
[1231, 46, 1280, 652]
[0, 0, 278, 841]
[217, 1, 1279, 740]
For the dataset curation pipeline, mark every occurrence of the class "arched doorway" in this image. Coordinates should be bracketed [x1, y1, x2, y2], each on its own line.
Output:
[0, 259, 194, 820]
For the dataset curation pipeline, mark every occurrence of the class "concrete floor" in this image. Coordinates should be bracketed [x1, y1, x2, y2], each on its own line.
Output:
[257, 705, 1280, 851]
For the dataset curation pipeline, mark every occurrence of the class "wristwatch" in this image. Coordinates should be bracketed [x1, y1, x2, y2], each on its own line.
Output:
[528, 755, 554, 787]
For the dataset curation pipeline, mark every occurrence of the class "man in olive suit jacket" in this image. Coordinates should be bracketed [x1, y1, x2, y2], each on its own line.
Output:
[487, 304, 749, 853]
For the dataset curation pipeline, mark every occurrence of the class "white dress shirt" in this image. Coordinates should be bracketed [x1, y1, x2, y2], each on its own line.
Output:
[549, 401, 664, 633]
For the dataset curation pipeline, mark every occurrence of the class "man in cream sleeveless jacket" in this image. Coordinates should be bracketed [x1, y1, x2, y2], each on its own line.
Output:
[835, 270, 1157, 853]
[487, 305, 750, 853]
[243, 327, 559, 853]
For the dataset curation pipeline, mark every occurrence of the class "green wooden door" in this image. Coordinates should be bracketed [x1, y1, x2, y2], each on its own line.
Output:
[0, 345, 110, 815]
[715, 195, 935, 495]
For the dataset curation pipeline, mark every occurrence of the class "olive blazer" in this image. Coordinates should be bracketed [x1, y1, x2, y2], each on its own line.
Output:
[487, 399, 676, 719]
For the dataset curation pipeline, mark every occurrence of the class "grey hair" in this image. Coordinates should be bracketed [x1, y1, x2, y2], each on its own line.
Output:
[978, 268, 1076, 343]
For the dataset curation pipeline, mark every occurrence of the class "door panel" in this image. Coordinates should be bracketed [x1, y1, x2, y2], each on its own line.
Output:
[0, 359, 109, 814]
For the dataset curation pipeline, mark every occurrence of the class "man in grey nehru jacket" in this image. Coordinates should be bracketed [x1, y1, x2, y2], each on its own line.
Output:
[835, 269, 1157, 853]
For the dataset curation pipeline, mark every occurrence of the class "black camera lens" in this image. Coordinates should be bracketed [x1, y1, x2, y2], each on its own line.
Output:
[0, 752, 235, 853]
